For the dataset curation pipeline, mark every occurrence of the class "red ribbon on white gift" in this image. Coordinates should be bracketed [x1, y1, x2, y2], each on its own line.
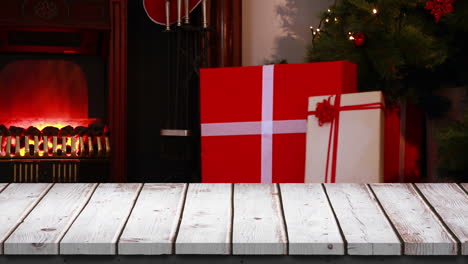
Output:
[309, 96, 384, 183]
[201, 65, 307, 183]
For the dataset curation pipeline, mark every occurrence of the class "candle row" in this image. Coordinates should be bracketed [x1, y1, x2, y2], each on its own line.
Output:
[0, 134, 110, 158]
[0, 124, 110, 158]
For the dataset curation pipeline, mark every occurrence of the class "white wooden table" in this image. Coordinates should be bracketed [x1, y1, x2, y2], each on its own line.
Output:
[0, 183, 467, 256]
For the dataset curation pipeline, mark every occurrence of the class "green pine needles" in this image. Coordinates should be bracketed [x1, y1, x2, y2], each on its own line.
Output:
[306, 0, 468, 102]
[437, 112, 468, 181]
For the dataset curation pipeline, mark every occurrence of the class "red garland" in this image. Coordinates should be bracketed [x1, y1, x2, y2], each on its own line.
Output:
[425, 0, 456, 22]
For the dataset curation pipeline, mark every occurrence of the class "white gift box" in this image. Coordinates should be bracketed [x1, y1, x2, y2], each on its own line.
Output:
[305, 91, 385, 183]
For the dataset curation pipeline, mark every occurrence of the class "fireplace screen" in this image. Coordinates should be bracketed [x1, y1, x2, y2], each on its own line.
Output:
[0, 54, 109, 183]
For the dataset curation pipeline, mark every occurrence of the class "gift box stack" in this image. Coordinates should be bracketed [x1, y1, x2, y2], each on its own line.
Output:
[200, 61, 422, 183]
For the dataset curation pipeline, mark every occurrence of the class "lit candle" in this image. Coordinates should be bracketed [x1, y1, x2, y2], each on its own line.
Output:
[15, 135, 20, 156]
[105, 132, 111, 156]
[52, 136, 58, 156]
[62, 136, 67, 156]
[165, 0, 171, 31]
[71, 136, 76, 157]
[184, 0, 189, 24]
[26, 127, 40, 157]
[24, 135, 30, 157]
[96, 135, 102, 156]
[43, 135, 48, 156]
[202, 0, 207, 28]
[79, 136, 85, 156]
[88, 136, 94, 156]
[6, 134, 11, 157]
[34, 135, 39, 156]
[177, 0, 182, 26]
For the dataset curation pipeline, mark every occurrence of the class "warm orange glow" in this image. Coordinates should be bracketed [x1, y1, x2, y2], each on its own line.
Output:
[5, 133, 82, 157]
[2, 119, 97, 131]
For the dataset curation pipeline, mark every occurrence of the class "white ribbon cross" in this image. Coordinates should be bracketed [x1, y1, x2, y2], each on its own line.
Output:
[201, 65, 307, 183]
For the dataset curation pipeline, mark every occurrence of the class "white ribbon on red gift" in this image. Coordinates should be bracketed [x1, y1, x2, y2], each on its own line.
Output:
[201, 65, 307, 183]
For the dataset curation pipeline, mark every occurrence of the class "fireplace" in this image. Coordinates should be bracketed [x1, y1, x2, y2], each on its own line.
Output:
[0, 0, 128, 183]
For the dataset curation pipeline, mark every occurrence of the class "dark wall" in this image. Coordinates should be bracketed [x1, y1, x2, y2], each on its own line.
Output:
[127, 0, 201, 183]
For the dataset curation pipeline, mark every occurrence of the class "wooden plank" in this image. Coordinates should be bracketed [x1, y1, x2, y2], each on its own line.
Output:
[280, 184, 344, 255]
[324, 184, 401, 255]
[4, 184, 97, 255]
[415, 184, 468, 255]
[232, 184, 287, 255]
[0, 184, 52, 255]
[118, 184, 187, 255]
[0, 184, 8, 193]
[60, 184, 142, 255]
[370, 184, 458, 255]
[175, 184, 232, 255]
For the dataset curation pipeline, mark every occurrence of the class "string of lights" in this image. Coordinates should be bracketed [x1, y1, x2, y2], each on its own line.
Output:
[310, 2, 378, 48]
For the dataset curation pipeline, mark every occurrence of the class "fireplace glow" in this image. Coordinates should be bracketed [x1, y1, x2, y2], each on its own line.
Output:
[0, 58, 108, 159]
[0, 60, 89, 120]
[2, 119, 97, 131]
[1, 131, 109, 158]
[8, 135, 76, 157]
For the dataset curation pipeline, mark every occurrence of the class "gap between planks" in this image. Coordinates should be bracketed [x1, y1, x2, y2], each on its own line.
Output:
[369, 184, 458, 255]
[0, 183, 54, 255]
[414, 183, 468, 255]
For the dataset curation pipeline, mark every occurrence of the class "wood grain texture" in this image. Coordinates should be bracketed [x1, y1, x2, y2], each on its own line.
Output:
[175, 184, 232, 255]
[415, 184, 468, 255]
[60, 184, 142, 255]
[324, 184, 401, 255]
[280, 184, 344, 255]
[370, 184, 458, 255]
[0, 184, 52, 255]
[118, 184, 187, 255]
[4, 184, 97, 255]
[232, 184, 287, 255]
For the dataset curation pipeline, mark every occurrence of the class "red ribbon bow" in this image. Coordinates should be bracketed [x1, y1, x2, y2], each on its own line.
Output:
[315, 97, 336, 126]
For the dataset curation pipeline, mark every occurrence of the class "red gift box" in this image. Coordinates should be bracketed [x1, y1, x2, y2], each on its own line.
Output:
[200, 61, 357, 183]
[384, 100, 423, 183]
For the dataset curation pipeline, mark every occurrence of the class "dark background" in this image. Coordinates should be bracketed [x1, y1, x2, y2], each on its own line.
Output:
[127, 0, 202, 183]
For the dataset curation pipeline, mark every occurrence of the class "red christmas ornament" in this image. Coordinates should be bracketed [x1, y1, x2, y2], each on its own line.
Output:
[353, 32, 366, 47]
[425, 0, 456, 23]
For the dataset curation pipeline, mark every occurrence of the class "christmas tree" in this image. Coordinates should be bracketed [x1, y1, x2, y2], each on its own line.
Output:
[306, 0, 468, 108]
[307, 0, 468, 181]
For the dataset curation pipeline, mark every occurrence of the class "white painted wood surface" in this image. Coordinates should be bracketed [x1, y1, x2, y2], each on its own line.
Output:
[324, 184, 401, 255]
[60, 184, 142, 255]
[0, 183, 464, 256]
[0, 184, 52, 255]
[118, 184, 187, 255]
[4, 184, 97, 255]
[415, 183, 468, 255]
[280, 184, 344, 255]
[175, 184, 232, 255]
[0, 184, 7, 193]
[370, 184, 458, 255]
[232, 184, 287, 255]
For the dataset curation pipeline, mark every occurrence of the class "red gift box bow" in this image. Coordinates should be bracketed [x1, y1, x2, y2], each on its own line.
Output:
[308, 95, 384, 183]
